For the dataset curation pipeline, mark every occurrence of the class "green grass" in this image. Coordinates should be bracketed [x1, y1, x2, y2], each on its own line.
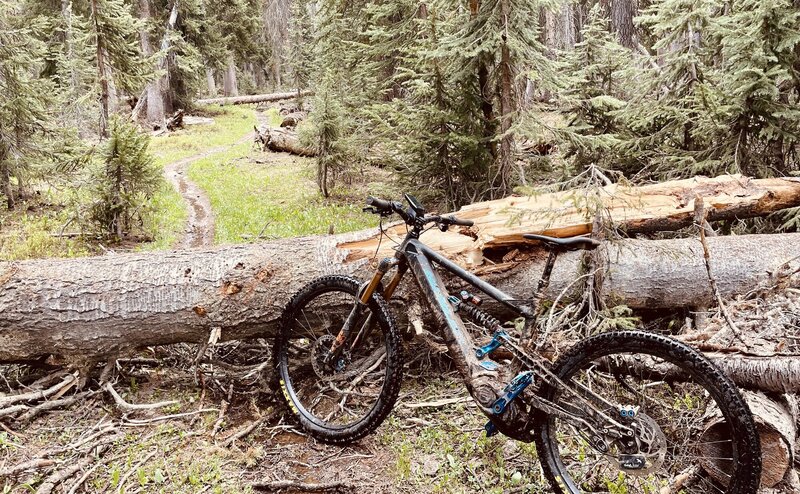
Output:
[187, 143, 377, 243]
[139, 182, 188, 251]
[142, 105, 260, 250]
[0, 201, 93, 260]
[375, 378, 545, 494]
[149, 106, 257, 167]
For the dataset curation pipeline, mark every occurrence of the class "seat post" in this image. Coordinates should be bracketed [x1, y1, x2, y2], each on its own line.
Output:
[531, 248, 559, 312]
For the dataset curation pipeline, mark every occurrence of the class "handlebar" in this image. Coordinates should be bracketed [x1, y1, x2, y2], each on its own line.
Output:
[365, 196, 474, 228]
[365, 196, 394, 211]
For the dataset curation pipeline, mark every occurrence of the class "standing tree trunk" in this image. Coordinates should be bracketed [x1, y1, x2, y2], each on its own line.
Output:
[205, 67, 217, 96]
[91, 0, 110, 138]
[495, 0, 515, 195]
[611, 0, 637, 48]
[470, 0, 496, 162]
[138, 0, 165, 125]
[223, 58, 239, 97]
[61, 0, 82, 124]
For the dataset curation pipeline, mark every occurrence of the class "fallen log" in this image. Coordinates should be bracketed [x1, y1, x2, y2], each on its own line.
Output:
[339, 175, 800, 263]
[196, 90, 313, 106]
[700, 391, 796, 488]
[0, 230, 797, 365]
[262, 127, 315, 156]
[279, 112, 306, 128]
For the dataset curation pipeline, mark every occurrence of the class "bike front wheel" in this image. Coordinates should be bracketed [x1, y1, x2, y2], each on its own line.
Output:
[534, 331, 761, 494]
[274, 275, 403, 444]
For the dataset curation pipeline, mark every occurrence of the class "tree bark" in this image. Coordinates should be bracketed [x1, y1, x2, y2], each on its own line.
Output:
[700, 391, 795, 487]
[611, 0, 637, 48]
[196, 90, 312, 106]
[130, 1, 178, 123]
[0, 230, 798, 365]
[205, 67, 217, 97]
[90, 0, 109, 138]
[258, 127, 315, 156]
[494, 0, 515, 195]
[138, 0, 165, 125]
[223, 58, 238, 97]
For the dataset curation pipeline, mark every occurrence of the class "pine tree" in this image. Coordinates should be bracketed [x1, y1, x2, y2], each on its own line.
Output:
[88, 0, 153, 137]
[369, 2, 491, 208]
[556, 5, 630, 170]
[616, 0, 727, 177]
[287, 0, 314, 107]
[451, 0, 558, 196]
[715, 0, 800, 176]
[89, 117, 162, 237]
[0, 7, 60, 208]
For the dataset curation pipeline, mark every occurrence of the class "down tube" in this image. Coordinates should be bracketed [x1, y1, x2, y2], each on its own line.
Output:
[406, 248, 486, 383]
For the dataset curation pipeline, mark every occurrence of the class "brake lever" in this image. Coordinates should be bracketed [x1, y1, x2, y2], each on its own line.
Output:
[438, 222, 449, 232]
[362, 207, 378, 214]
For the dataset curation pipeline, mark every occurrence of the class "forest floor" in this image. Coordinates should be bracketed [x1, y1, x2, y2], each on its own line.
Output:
[1, 105, 550, 493]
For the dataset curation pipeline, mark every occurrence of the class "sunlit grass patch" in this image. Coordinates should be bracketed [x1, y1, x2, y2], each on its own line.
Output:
[139, 181, 187, 251]
[188, 145, 376, 244]
[0, 204, 93, 260]
[149, 106, 257, 167]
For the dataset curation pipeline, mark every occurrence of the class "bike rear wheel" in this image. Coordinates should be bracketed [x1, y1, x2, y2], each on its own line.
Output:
[274, 275, 403, 444]
[533, 331, 761, 494]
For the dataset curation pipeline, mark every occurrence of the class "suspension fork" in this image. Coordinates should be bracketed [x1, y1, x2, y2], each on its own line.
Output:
[328, 256, 404, 358]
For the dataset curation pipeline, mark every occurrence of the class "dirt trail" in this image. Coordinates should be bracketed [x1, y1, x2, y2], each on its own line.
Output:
[164, 110, 267, 248]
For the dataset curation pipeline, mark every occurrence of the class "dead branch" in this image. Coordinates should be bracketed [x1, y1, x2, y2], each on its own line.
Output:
[0, 373, 77, 408]
[253, 480, 347, 492]
[104, 382, 178, 412]
[694, 196, 745, 344]
[0, 458, 57, 479]
[35, 455, 94, 494]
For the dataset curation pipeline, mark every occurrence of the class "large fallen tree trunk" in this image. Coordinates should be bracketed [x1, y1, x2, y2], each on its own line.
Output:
[1, 175, 799, 365]
[0, 231, 798, 366]
[195, 90, 313, 106]
[261, 127, 315, 156]
[340, 175, 800, 263]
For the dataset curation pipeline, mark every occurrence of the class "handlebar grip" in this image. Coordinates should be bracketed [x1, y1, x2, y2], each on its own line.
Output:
[444, 215, 474, 227]
[366, 196, 393, 210]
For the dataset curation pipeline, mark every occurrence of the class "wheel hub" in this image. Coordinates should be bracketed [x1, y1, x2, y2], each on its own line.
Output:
[609, 412, 668, 476]
[311, 335, 351, 377]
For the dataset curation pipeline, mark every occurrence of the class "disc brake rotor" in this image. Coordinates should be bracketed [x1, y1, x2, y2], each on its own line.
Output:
[608, 413, 668, 476]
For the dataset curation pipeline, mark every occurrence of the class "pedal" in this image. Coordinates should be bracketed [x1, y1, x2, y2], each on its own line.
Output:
[484, 420, 499, 437]
[479, 360, 499, 371]
[475, 330, 508, 358]
[491, 371, 535, 415]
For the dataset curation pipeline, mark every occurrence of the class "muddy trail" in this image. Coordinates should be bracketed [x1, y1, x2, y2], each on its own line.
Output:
[164, 111, 268, 248]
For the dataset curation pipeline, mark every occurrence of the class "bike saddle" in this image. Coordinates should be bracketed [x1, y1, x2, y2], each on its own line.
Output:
[523, 233, 601, 251]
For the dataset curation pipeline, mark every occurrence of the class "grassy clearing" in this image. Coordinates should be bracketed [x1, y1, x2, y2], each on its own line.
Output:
[149, 106, 257, 167]
[188, 143, 379, 243]
[0, 204, 93, 260]
[138, 182, 188, 251]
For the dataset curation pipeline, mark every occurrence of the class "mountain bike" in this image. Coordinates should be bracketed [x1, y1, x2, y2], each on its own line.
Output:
[273, 194, 761, 493]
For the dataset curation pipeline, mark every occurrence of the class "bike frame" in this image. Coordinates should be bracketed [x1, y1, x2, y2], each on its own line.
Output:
[340, 232, 629, 440]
